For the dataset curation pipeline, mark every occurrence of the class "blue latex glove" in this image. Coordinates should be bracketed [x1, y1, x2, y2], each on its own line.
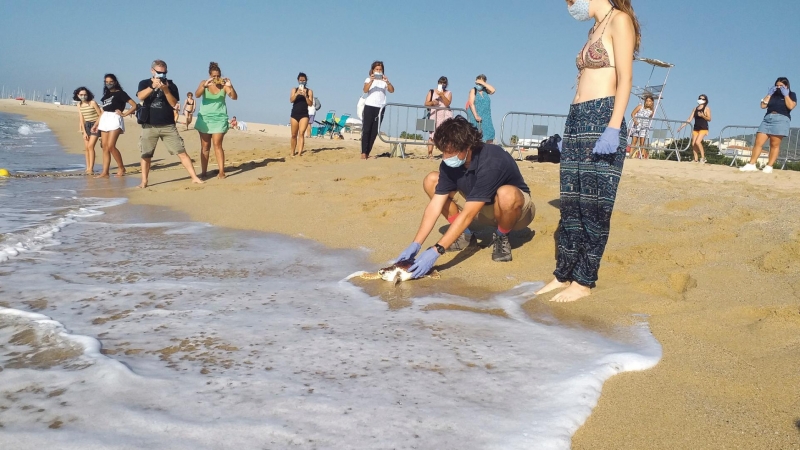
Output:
[767, 86, 777, 96]
[779, 86, 790, 97]
[409, 247, 439, 279]
[592, 127, 620, 155]
[397, 242, 421, 262]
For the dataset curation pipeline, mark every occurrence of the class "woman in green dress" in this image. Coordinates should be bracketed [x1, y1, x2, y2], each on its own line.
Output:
[194, 61, 238, 179]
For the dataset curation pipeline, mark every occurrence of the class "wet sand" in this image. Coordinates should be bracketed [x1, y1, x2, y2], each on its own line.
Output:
[3, 99, 799, 449]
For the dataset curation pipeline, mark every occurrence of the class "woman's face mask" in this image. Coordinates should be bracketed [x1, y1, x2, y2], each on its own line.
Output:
[568, 0, 591, 21]
[105, 82, 115, 89]
[475, 84, 483, 91]
[443, 152, 466, 168]
[697, 99, 706, 105]
[78, 95, 87, 101]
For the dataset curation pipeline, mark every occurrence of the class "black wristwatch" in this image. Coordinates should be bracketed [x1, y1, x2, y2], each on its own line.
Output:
[433, 244, 446, 255]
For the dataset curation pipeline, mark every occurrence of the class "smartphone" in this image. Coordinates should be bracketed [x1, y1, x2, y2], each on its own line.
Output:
[298, 84, 305, 90]
[437, 84, 443, 92]
[374, 74, 384, 80]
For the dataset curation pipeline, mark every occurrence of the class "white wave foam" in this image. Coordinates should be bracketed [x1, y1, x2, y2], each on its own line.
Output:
[0, 209, 662, 449]
[16, 122, 50, 136]
[0, 197, 126, 263]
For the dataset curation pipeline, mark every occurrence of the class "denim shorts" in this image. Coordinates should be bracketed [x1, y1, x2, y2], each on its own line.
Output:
[84, 121, 100, 137]
[758, 113, 791, 137]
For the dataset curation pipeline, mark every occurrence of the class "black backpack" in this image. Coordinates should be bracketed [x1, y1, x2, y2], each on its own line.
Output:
[537, 134, 562, 163]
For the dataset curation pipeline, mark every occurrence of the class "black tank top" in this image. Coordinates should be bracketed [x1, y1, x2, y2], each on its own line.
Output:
[694, 106, 709, 131]
[292, 89, 308, 116]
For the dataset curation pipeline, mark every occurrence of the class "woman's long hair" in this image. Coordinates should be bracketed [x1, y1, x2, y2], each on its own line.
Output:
[72, 87, 94, 102]
[102, 74, 122, 99]
[612, 0, 641, 56]
[776, 77, 791, 91]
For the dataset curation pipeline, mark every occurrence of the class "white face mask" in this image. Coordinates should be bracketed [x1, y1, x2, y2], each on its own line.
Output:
[568, 0, 591, 21]
[697, 99, 706, 105]
[443, 153, 466, 168]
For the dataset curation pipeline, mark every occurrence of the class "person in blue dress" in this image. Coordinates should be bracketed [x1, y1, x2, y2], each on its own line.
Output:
[466, 74, 496, 143]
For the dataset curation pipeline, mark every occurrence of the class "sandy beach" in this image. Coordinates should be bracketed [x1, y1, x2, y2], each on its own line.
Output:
[2, 99, 799, 449]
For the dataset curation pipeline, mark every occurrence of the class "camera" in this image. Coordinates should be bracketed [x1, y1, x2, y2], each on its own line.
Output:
[374, 73, 384, 80]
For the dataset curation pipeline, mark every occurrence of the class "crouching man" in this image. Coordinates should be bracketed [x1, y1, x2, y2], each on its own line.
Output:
[397, 116, 535, 278]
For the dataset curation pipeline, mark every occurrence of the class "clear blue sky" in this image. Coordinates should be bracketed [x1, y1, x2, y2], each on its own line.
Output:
[1, 0, 798, 132]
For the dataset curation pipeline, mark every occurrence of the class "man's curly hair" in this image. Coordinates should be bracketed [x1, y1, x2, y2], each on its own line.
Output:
[432, 116, 483, 153]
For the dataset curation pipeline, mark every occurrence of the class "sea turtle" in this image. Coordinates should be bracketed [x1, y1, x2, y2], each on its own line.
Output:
[359, 259, 441, 284]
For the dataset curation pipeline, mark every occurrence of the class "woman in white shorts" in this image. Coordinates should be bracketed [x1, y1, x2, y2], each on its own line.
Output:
[92, 74, 136, 178]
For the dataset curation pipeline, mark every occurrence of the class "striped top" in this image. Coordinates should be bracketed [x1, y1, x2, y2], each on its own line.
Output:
[79, 102, 99, 122]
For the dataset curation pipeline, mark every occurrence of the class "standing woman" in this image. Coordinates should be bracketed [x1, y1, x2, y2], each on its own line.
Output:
[92, 74, 136, 178]
[466, 75, 496, 144]
[425, 76, 453, 158]
[361, 61, 394, 159]
[290, 72, 313, 157]
[677, 94, 711, 163]
[739, 78, 796, 173]
[194, 62, 238, 179]
[183, 92, 195, 130]
[628, 94, 654, 159]
[73, 87, 103, 174]
[536, 0, 640, 302]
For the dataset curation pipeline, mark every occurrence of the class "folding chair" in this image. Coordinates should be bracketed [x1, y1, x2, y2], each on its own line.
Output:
[314, 110, 335, 138]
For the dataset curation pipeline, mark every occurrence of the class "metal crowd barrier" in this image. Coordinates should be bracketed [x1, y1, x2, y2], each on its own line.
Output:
[499, 112, 567, 160]
[717, 126, 799, 169]
[716, 125, 762, 167]
[377, 103, 469, 158]
[779, 127, 800, 169]
[627, 118, 692, 161]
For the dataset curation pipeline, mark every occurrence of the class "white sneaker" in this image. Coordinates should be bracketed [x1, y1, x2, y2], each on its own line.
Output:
[762, 165, 773, 174]
[739, 164, 758, 172]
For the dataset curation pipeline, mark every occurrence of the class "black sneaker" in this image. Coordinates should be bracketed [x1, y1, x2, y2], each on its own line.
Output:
[447, 233, 476, 253]
[491, 232, 512, 262]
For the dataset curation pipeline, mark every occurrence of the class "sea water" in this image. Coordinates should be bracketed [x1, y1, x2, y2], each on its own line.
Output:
[0, 112, 661, 449]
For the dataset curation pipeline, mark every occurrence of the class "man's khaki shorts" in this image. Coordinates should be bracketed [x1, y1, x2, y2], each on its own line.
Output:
[139, 124, 186, 159]
[454, 189, 535, 231]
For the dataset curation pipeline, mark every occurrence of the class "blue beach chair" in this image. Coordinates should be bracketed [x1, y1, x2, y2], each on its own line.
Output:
[315, 110, 335, 138]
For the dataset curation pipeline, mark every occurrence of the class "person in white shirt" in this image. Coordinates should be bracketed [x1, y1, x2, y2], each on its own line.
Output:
[361, 61, 394, 159]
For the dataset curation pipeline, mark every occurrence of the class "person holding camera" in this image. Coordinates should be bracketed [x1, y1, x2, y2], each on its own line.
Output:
[93, 74, 136, 178]
[739, 77, 797, 173]
[466, 75, 496, 144]
[361, 61, 394, 159]
[536, 0, 640, 303]
[677, 94, 712, 163]
[425, 76, 453, 159]
[136, 59, 203, 188]
[290, 72, 313, 157]
[194, 62, 238, 178]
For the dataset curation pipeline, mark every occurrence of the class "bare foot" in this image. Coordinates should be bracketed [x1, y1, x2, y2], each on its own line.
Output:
[535, 278, 570, 295]
[137, 182, 148, 189]
[217, 173, 226, 179]
[199, 172, 207, 179]
[191, 178, 204, 184]
[551, 283, 592, 303]
[360, 153, 367, 160]
[115, 170, 126, 177]
[94, 173, 110, 179]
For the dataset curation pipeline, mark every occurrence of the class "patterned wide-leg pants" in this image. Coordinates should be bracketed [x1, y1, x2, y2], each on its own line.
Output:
[553, 97, 626, 288]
